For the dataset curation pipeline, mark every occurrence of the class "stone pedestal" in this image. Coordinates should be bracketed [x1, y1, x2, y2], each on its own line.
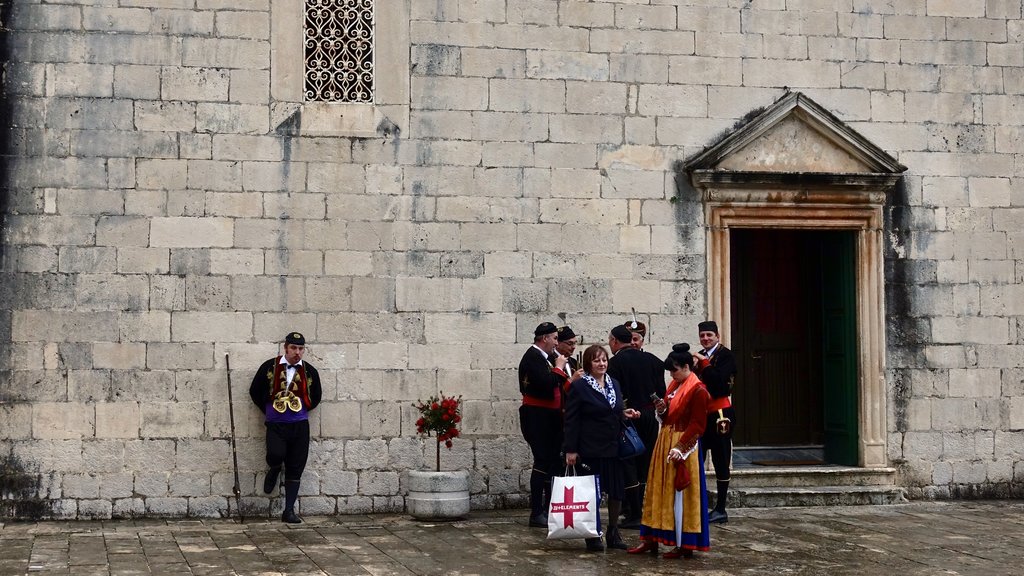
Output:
[406, 470, 470, 520]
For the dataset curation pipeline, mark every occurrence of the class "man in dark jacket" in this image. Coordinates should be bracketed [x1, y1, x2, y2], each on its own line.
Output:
[694, 320, 737, 524]
[518, 322, 570, 527]
[249, 331, 322, 523]
[606, 324, 661, 528]
[625, 320, 668, 520]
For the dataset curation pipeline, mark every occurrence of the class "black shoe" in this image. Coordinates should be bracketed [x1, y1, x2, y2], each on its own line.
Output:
[708, 509, 728, 524]
[619, 517, 641, 530]
[282, 508, 302, 524]
[263, 467, 281, 494]
[585, 537, 605, 552]
[605, 527, 628, 550]
[528, 513, 548, 527]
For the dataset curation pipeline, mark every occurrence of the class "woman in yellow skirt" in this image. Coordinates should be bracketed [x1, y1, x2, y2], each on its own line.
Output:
[627, 343, 711, 559]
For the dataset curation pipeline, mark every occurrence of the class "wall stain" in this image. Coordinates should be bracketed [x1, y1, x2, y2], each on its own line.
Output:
[1, 455, 52, 520]
[884, 176, 919, 439]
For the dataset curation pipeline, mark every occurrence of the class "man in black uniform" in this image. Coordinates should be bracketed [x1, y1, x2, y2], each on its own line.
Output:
[519, 322, 571, 527]
[624, 320, 667, 519]
[554, 325, 581, 374]
[249, 331, 322, 523]
[694, 320, 737, 524]
[606, 324, 661, 528]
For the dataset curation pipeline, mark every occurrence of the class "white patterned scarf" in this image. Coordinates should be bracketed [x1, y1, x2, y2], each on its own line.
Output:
[583, 373, 616, 408]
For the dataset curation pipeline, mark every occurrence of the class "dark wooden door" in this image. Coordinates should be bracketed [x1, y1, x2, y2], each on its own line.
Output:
[732, 229, 831, 446]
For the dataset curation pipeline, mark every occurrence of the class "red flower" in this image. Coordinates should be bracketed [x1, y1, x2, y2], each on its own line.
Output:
[413, 392, 463, 467]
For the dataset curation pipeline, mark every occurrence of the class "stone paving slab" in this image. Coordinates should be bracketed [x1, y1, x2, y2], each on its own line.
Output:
[1, 501, 1021, 575]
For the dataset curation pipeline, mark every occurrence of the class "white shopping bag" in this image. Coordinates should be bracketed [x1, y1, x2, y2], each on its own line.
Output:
[547, 469, 602, 539]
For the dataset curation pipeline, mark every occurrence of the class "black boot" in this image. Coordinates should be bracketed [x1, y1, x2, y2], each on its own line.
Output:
[528, 469, 548, 527]
[282, 478, 301, 523]
[585, 537, 605, 552]
[605, 500, 628, 549]
[709, 480, 729, 524]
[606, 526, 628, 550]
[263, 466, 281, 494]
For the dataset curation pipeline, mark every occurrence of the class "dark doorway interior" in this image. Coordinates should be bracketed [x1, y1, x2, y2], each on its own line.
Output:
[730, 228, 859, 465]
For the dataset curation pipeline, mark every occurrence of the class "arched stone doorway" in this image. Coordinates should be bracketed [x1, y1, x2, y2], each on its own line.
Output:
[683, 92, 906, 468]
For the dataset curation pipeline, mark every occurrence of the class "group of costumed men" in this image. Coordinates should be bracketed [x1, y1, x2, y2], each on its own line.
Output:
[517, 319, 737, 534]
[246, 323, 735, 529]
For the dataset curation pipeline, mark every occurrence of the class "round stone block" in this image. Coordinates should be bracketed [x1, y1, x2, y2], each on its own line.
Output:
[406, 470, 470, 520]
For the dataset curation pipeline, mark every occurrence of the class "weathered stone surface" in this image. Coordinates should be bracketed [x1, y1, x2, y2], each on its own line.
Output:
[4, 0, 1024, 519]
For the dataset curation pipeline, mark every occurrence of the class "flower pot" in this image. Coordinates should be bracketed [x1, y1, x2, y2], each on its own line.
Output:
[406, 469, 470, 520]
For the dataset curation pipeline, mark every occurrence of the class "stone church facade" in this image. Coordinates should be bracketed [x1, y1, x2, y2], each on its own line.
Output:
[1, 0, 1023, 518]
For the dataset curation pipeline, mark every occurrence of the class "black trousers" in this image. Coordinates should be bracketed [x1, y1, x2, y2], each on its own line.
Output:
[265, 420, 310, 481]
[633, 406, 659, 484]
[519, 405, 563, 476]
[703, 406, 736, 481]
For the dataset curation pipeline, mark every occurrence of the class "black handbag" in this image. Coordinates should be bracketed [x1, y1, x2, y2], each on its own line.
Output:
[618, 423, 645, 460]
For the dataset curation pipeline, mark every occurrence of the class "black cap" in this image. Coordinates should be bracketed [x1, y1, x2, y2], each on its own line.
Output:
[556, 326, 577, 342]
[285, 332, 305, 345]
[610, 325, 633, 344]
[534, 322, 558, 337]
[698, 320, 719, 334]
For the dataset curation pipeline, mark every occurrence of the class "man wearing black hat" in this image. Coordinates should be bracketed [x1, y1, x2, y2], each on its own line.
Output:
[249, 331, 322, 523]
[694, 320, 737, 524]
[607, 324, 662, 529]
[623, 320, 667, 519]
[519, 321, 571, 527]
[553, 326, 581, 375]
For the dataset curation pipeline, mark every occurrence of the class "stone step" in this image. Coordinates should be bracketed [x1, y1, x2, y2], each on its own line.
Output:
[708, 465, 898, 488]
[728, 485, 908, 508]
[704, 466, 905, 507]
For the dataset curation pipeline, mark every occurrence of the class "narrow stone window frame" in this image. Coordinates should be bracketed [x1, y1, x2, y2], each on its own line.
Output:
[271, 0, 408, 137]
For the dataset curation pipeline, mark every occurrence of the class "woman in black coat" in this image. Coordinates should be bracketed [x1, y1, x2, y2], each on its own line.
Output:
[564, 344, 641, 552]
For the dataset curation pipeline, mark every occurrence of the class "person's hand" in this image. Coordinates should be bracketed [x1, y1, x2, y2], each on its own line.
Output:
[565, 452, 578, 466]
[654, 398, 667, 414]
[623, 408, 640, 420]
[667, 447, 683, 462]
[571, 368, 585, 381]
[554, 353, 567, 370]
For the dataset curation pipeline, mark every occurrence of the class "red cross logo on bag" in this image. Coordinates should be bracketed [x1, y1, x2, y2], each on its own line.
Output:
[549, 486, 590, 528]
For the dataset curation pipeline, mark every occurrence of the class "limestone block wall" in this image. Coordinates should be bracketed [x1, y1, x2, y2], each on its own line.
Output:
[1, 0, 1023, 517]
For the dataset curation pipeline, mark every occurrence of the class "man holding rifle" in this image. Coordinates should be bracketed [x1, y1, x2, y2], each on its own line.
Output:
[249, 331, 322, 523]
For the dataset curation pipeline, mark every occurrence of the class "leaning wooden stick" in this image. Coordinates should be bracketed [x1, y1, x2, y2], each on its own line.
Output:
[225, 353, 244, 523]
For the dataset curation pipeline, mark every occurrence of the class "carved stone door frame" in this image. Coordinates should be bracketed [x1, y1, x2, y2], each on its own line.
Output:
[684, 92, 906, 468]
[704, 196, 887, 466]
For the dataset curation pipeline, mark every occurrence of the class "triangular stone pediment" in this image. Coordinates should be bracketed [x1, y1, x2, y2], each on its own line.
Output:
[684, 92, 906, 184]
[718, 115, 874, 173]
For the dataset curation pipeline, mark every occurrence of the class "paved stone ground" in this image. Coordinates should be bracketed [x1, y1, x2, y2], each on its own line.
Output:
[1, 501, 1021, 576]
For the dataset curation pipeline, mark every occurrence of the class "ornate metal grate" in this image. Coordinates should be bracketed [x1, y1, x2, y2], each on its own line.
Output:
[304, 0, 374, 103]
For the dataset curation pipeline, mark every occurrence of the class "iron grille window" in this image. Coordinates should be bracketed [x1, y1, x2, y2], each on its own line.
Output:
[304, 0, 374, 103]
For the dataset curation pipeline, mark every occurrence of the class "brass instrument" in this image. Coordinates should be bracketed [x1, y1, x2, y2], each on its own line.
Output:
[271, 365, 303, 413]
[272, 390, 302, 413]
